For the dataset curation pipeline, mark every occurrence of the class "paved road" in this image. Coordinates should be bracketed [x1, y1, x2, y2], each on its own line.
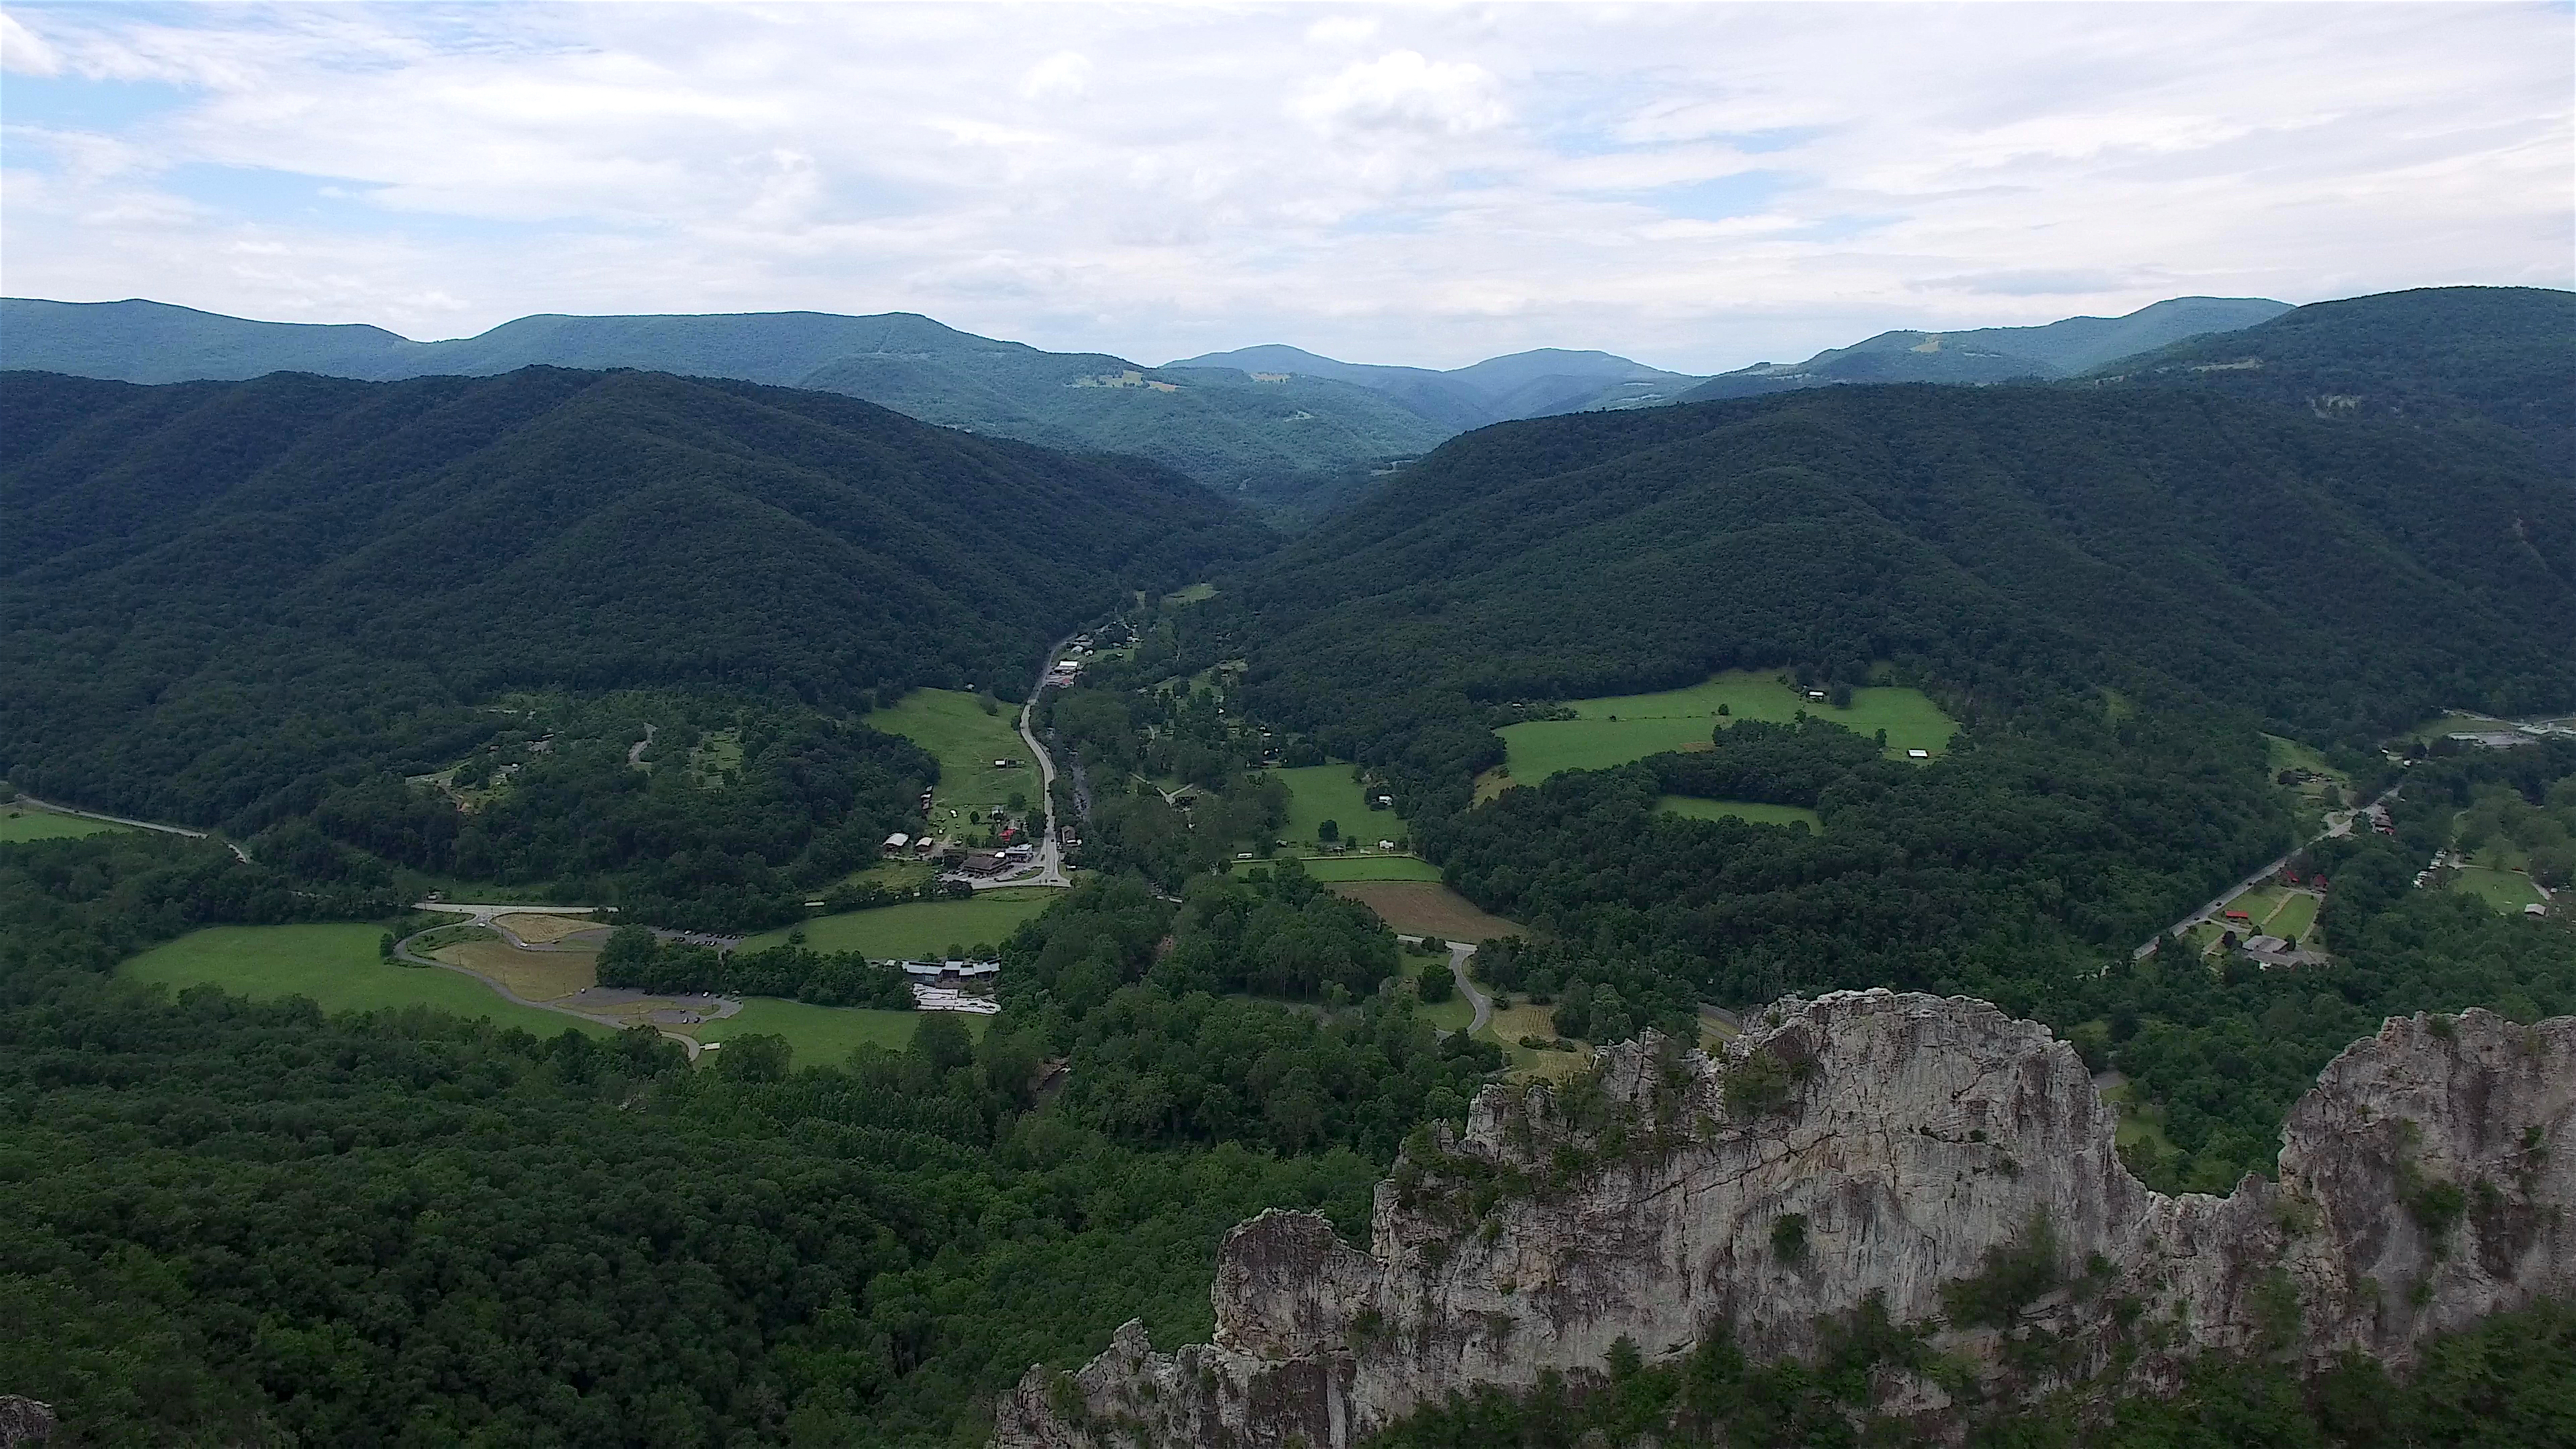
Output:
[2132, 781, 2403, 961]
[11, 792, 251, 861]
[1008, 633, 1081, 890]
[1399, 934, 1491, 1035]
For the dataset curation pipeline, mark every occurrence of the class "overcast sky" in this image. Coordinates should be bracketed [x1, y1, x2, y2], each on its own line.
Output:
[3, 3, 2569, 373]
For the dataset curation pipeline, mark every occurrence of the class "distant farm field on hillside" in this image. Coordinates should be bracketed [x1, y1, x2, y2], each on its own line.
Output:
[0, 808, 131, 843]
[1330, 881, 1523, 942]
[1497, 671, 1957, 787]
[740, 890, 1057, 957]
[865, 688, 1037, 818]
[123, 924, 609, 1036]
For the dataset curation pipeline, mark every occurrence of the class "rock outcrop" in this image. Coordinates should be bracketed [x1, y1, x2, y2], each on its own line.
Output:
[993, 990, 2576, 1447]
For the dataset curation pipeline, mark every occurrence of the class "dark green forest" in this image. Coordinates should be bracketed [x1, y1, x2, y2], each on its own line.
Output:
[2086, 286, 2576, 472]
[0, 366, 1267, 922]
[2, 284, 2572, 1444]
[1214, 380, 2570, 822]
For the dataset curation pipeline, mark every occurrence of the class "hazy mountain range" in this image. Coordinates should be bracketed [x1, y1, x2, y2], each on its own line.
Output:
[2, 292, 2296, 517]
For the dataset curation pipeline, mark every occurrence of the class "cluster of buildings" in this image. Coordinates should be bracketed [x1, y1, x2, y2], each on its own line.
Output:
[895, 958, 1002, 1014]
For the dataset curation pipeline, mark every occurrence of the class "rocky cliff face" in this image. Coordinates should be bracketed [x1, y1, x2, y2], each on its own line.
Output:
[991, 990, 2576, 1448]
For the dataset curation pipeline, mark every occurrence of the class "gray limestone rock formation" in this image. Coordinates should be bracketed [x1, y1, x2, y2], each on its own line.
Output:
[992, 989, 2575, 1447]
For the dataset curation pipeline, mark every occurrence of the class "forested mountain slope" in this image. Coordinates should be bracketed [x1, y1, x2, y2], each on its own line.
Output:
[0, 299, 1452, 515]
[1228, 384, 2573, 783]
[0, 366, 1265, 836]
[2082, 285, 2576, 473]
[1684, 295, 2289, 400]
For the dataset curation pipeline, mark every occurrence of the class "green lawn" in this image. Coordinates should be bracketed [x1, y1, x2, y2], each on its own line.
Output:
[1656, 797, 1823, 830]
[1269, 764, 1411, 849]
[2454, 867, 2544, 913]
[739, 891, 1059, 957]
[1287, 854, 1442, 882]
[1497, 671, 1957, 787]
[2261, 734, 2343, 782]
[122, 924, 610, 1036]
[866, 688, 1038, 819]
[693, 999, 976, 1066]
[0, 808, 131, 843]
[2265, 892, 2320, 941]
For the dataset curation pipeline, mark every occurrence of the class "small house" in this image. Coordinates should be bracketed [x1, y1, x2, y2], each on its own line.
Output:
[1906, 749, 1931, 759]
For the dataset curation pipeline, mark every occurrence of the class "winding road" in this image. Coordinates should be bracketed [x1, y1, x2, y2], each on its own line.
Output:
[1399, 934, 1491, 1035]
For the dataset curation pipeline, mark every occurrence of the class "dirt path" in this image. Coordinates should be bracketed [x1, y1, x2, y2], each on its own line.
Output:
[392, 922, 710, 1059]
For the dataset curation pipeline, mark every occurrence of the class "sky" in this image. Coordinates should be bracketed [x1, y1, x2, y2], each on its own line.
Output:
[3, 3, 2569, 374]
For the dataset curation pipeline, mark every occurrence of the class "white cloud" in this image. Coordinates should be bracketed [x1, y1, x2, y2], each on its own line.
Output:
[0, 11, 62, 75]
[1293, 50, 1507, 138]
[1020, 50, 1092, 103]
[0, 3, 2564, 371]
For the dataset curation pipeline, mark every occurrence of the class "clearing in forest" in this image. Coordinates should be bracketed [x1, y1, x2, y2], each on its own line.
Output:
[122, 924, 610, 1036]
[0, 808, 131, 843]
[1497, 669, 1956, 788]
[1269, 764, 1412, 849]
[688, 999, 972, 1065]
[1656, 797, 1823, 829]
[2453, 867, 2544, 912]
[1331, 881, 1522, 943]
[737, 890, 1057, 957]
[1289, 855, 1442, 882]
[865, 688, 1038, 820]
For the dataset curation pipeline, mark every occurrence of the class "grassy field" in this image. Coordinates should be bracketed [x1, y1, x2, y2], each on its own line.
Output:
[1497, 670, 1956, 788]
[1330, 881, 1522, 942]
[0, 808, 131, 843]
[123, 924, 610, 1036]
[1477, 1000, 1591, 1081]
[740, 890, 1059, 957]
[866, 688, 1037, 820]
[2454, 867, 2544, 912]
[1656, 797, 1823, 829]
[1272, 854, 1442, 882]
[1395, 953, 1477, 1033]
[1269, 764, 1410, 849]
[2265, 892, 2320, 941]
[689, 999, 973, 1065]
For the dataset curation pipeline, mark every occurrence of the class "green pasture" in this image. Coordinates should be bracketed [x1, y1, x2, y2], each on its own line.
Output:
[865, 688, 1037, 817]
[1656, 797, 1823, 829]
[2262, 734, 2343, 782]
[2453, 867, 2544, 913]
[1499, 670, 1956, 788]
[1270, 764, 1410, 849]
[693, 999, 976, 1065]
[740, 890, 1059, 957]
[1289, 854, 1442, 882]
[121, 924, 610, 1036]
[0, 808, 130, 843]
